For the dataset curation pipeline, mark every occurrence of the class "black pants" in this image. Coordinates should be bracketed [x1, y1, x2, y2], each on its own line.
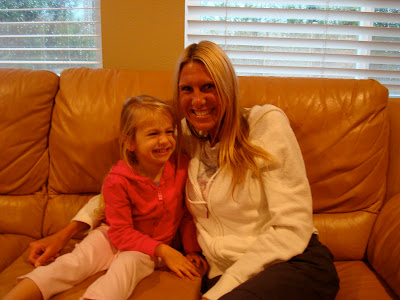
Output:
[202, 234, 339, 300]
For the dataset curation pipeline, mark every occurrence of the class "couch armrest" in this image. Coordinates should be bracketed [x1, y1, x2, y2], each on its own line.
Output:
[367, 193, 400, 297]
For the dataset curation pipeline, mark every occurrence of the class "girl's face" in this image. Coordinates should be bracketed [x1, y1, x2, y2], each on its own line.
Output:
[129, 112, 176, 172]
[178, 61, 221, 141]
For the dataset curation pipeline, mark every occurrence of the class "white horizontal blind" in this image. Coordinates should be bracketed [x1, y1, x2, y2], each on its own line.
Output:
[0, 0, 102, 74]
[186, 0, 400, 97]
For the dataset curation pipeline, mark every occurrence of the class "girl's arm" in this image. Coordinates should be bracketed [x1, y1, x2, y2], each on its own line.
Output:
[154, 243, 201, 280]
[179, 198, 209, 275]
[179, 202, 202, 253]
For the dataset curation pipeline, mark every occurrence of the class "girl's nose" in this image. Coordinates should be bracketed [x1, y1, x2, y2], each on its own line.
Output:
[158, 134, 168, 145]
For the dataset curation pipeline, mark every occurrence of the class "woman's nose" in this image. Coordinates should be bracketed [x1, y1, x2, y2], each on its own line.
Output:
[192, 92, 206, 108]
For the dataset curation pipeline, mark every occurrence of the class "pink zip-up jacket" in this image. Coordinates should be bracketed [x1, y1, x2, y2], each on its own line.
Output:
[102, 154, 200, 257]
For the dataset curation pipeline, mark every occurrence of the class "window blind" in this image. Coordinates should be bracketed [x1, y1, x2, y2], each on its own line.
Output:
[0, 0, 102, 74]
[186, 0, 400, 97]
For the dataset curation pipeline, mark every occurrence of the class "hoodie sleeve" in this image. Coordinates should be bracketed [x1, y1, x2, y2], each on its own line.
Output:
[71, 194, 102, 231]
[103, 174, 161, 257]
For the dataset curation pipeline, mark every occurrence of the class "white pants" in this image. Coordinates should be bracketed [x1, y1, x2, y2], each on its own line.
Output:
[20, 225, 159, 300]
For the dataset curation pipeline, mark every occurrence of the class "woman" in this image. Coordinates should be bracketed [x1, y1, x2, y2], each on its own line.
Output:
[27, 41, 339, 300]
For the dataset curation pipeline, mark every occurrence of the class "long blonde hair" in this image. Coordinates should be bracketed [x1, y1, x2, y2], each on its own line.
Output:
[95, 95, 178, 218]
[173, 41, 272, 187]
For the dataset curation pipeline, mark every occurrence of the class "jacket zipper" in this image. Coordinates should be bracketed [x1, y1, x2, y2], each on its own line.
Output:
[156, 187, 163, 201]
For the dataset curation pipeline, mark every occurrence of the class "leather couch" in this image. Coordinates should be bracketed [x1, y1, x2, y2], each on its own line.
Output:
[0, 67, 399, 300]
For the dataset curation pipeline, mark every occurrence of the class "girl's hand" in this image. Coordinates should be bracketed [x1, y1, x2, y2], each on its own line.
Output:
[186, 252, 209, 274]
[155, 244, 201, 280]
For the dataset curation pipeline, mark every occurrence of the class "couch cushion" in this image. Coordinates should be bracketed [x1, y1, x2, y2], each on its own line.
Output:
[0, 240, 79, 299]
[0, 194, 46, 238]
[0, 240, 203, 300]
[367, 193, 400, 298]
[0, 234, 34, 273]
[43, 194, 97, 237]
[334, 261, 397, 300]
[313, 211, 376, 261]
[0, 68, 59, 195]
[48, 68, 174, 194]
[386, 99, 400, 201]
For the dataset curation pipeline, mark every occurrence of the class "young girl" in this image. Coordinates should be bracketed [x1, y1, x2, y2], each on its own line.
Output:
[4, 95, 207, 300]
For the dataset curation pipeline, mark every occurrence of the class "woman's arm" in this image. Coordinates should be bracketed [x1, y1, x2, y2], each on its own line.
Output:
[28, 221, 89, 267]
[28, 194, 101, 267]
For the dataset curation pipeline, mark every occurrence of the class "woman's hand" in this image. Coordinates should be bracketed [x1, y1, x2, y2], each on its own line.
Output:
[28, 221, 89, 267]
[186, 252, 209, 274]
[28, 234, 62, 267]
[155, 244, 201, 280]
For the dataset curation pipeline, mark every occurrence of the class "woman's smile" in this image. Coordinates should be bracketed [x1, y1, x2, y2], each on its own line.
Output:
[179, 61, 221, 141]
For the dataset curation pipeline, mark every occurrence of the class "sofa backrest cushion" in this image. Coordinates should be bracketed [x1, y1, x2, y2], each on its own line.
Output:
[0, 68, 59, 195]
[48, 68, 174, 194]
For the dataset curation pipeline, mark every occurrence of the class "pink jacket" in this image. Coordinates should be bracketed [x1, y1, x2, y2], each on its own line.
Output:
[102, 154, 200, 257]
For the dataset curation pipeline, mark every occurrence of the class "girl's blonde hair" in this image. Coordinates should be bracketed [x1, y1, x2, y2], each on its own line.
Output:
[173, 41, 272, 187]
[96, 95, 178, 218]
[119, 95, 178, 167]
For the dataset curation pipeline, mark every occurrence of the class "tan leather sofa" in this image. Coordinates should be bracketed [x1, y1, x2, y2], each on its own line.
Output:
[0, 67, 399, 300]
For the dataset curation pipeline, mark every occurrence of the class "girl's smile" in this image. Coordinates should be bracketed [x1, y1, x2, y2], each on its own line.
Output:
[129, 113, 176, 179]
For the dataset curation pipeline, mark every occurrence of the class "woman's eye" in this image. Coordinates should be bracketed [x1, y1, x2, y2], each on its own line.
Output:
[181, 86, 192, 92]
[204, 84, 215, 90]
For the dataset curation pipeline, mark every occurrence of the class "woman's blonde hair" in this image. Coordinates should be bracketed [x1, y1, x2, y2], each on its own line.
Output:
[95, 95, 178, 218]
[173, 41, 272, 187]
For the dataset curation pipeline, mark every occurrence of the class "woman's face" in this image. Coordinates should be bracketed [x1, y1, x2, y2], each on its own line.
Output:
[178, 61, 221, 141]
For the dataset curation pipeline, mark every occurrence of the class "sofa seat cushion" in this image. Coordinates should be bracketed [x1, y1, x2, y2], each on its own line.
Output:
[0, 239, 78, 299]
[334, 261, 397, 300]
[51, 268, 203, 300]
[0, 239, 203, 300]
[0, 234, 34, 273]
